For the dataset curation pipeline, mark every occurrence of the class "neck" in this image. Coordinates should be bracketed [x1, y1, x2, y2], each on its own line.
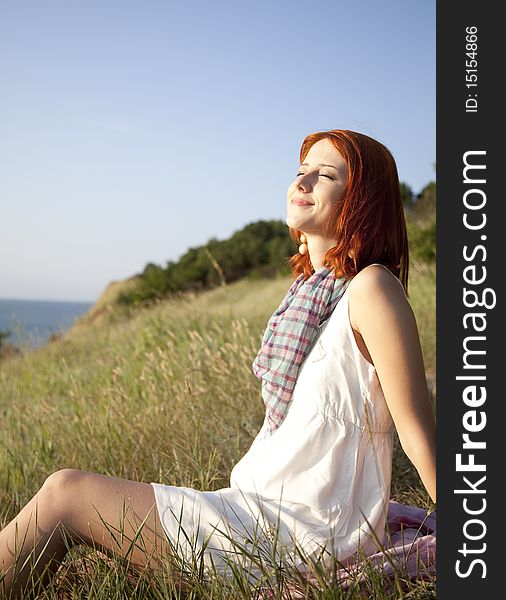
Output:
[304, 233, 337, 271]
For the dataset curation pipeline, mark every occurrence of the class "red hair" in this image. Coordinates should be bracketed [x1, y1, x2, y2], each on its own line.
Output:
[288, 129, 409, 295]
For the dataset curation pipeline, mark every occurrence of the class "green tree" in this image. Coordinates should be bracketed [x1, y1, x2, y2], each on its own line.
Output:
[400, 182, 415, 208]
[414, 182, 436, 224]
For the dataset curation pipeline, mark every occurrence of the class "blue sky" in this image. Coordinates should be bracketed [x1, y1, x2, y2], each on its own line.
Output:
[0, 0, 435, 302]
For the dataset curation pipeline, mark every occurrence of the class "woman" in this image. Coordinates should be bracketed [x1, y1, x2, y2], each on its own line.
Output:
[0, 129, 436, 597]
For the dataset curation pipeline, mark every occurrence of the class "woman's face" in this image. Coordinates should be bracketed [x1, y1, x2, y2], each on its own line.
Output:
[286, 138, 348, 238]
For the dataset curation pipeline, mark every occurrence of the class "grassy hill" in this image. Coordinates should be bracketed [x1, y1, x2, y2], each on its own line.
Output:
[0, 263, 435, 598]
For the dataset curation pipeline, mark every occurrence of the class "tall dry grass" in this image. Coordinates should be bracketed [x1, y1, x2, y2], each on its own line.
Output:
[0, 264, 435, 598]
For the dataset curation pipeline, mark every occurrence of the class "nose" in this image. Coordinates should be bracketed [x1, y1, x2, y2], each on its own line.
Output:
[297, 172, 313, 192]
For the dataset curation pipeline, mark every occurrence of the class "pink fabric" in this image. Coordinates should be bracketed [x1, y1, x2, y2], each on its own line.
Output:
[260, 501, 436, 598]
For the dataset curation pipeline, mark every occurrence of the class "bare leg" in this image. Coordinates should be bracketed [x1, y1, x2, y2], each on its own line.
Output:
[0, 469, 175, 598]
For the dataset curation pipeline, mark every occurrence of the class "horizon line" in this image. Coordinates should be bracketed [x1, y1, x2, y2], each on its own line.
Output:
[0, 296, 96, 304]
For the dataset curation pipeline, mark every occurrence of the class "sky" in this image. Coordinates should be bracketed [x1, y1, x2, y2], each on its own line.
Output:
[0, 0, 435, 302]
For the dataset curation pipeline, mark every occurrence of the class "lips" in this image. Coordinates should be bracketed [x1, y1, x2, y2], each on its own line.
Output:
[291, 197, 314, 206]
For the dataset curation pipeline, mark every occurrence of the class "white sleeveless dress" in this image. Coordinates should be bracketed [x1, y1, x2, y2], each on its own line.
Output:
[151, 264, 398, 579]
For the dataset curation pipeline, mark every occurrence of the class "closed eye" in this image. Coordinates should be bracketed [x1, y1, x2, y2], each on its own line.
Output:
[296, 171, 335, 180]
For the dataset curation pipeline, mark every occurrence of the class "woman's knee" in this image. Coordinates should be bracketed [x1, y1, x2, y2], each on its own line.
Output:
[42, 469, 85, 497]
[38, 469, 100, 545]
[39, 469, 89, 518]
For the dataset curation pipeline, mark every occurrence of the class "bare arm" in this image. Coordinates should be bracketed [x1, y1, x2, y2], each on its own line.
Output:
[349, 265, 436, 503]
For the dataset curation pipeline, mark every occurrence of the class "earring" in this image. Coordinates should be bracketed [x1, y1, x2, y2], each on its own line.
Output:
[298, 233, 308, 255]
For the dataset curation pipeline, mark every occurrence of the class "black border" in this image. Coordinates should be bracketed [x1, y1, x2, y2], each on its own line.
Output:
[437, 1, 503, 595]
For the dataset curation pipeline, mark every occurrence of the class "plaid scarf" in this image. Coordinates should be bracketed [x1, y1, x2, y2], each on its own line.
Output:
[252, 266, 350, 432]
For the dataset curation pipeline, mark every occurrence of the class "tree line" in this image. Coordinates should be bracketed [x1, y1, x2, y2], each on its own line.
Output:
[117, 180, 436, 307]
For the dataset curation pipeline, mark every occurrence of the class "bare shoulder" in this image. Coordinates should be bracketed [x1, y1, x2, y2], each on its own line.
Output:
[348, 264, 409, 332]
[348, 264, 406, 297]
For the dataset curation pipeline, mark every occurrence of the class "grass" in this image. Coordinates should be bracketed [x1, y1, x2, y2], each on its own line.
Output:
[0, 262, 436, 598]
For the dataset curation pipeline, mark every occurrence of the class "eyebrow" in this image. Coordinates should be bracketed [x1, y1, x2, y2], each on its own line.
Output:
[299, 162, 339, 171]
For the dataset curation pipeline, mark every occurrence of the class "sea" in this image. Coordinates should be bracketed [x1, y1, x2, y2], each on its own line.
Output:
[0, 298, 94, 350]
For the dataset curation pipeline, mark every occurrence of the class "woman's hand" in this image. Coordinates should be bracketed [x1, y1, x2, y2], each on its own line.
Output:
[349, 265, 436, 503]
